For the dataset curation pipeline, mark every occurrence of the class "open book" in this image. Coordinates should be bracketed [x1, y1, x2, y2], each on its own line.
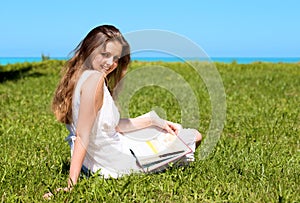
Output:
[122, 112, 192, 172]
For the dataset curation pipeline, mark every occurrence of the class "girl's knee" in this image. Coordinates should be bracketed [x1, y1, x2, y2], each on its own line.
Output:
[196, 131, 202, 142]
[194, 130, 202, 148]
[190, 128, 202, 142]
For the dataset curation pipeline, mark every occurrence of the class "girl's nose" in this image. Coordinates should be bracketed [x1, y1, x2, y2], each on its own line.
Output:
[105, 56, 114, 66]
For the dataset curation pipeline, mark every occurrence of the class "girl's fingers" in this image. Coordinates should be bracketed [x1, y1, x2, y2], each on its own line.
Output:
[166, 122, 179, 135]
[56, 187, 63, 192]
[43, 187, 71, 200]
[165, 124, 177, 135]
[43, 192, 54, 200]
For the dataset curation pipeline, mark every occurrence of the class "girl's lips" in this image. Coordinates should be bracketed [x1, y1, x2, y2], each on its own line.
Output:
[101, 65, 109, 70]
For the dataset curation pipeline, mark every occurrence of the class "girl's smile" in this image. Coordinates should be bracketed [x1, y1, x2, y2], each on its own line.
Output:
[92, 41, 122, 75]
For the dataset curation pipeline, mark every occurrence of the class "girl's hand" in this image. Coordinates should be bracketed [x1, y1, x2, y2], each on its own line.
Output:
[152, 118, 180, 135]
[148, 111, 181, 135]
[43, 187, 72, 200]
[164, 120, 180, 135]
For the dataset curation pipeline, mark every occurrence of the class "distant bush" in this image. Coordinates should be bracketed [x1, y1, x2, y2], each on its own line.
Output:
[41, 53, 50, 61]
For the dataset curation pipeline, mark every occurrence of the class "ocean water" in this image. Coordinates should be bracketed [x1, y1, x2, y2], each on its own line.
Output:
[0, 57, 300, 65]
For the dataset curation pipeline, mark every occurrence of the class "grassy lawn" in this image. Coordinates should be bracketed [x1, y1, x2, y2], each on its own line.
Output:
[0, 60, 299, 202]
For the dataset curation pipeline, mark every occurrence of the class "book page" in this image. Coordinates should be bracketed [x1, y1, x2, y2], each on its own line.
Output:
[122, 126, 192, 172]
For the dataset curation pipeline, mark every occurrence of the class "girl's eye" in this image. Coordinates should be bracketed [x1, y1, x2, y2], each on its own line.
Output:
[101, 52, 120, 62]
[113, 56, 120, 62]
[101, 52, 111, 58]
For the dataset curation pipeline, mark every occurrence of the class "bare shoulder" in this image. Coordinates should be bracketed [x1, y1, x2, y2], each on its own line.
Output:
[81, 71, 105, 93]
[80, 71, 105, 111]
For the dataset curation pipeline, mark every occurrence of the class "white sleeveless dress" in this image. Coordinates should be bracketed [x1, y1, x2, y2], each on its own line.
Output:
[66, 70, 197, 178]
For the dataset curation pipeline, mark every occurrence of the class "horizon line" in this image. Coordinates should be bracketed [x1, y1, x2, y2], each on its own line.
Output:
[1, 56, 300, 58]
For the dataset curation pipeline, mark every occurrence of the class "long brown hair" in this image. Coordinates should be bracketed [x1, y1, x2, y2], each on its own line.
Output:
[52, 25, 131, 124]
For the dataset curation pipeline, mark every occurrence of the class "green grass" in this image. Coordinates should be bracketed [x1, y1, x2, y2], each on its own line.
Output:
[0, 60, 299, 202]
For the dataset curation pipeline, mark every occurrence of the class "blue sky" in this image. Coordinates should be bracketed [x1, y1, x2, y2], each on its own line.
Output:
[1, 0, 299, 57]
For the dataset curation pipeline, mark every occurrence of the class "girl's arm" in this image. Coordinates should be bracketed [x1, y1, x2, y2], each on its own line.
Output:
[68, 72, 104, 187]
[116, 111, 180, 135]
[43, 72, 104, 199]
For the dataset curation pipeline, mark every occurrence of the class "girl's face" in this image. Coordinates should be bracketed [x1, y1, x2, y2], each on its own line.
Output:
[92, 41, 122, 75]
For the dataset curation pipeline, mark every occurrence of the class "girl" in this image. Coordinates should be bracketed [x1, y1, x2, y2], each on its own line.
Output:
[51, 25, 202, 191]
